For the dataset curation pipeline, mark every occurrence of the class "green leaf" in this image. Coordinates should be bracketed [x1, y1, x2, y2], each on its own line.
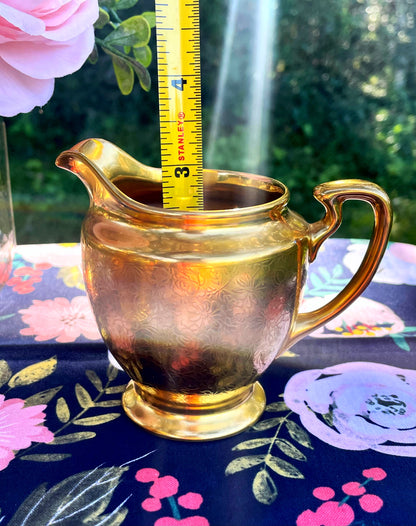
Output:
[86, 369, 103, 392]
[322, 412, 334, 427]
[51, 432, 96, 445]
[132, 60, 151, 91]
[251, 417, 285, 431]
[104, 15, 151, 48]
[0, 313, 14, 321]
[20, 454, 72, 462]
[75, 383, 94, 409]
[112, 56, 134, 95]
[391, 334, 410, 351]
[25, 386, 62, 407]
[105, 384, 126, 394]
[98, 0, 117, 7]
[0, 359, 12, 388]
[133, 45, 152, 68]
[252, 469, 278, 505]
[6, 466, 129, 526]
[8, 356, 57, 387]
[310, 273, 323, 289]
[285, 420, 313, 449]
[74, 413, 121, 426]
[116, 0, 140, 9]
[265, 401, 289, 412]
[318, 267, 331, 281]
[225, 454, 265, 475]
[95, 8, 110, 29]
[265, 455, 304, 479]
[95, 400, 122, 407]
[232, 438, 274, 451]
[141, 11, 156, 29]
[89, 44, 99, 65]
[56, 396, 70, 423]
[274, 439, 307, 460]
[107, 364, 119, 382]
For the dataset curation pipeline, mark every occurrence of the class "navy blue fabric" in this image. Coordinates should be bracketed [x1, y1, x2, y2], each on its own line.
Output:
[0, 239, 415, 526]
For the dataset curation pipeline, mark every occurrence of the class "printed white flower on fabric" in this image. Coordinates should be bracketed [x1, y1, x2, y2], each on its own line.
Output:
[301, 295, 405, 338]
[343, 242, 416, 286]
[16, 243, 81, 268]
[284, 361, 416, 456]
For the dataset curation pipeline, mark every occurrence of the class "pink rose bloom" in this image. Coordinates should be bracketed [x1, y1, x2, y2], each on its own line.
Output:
[0, 0, 99, 117]
[0, 394, 54, 470]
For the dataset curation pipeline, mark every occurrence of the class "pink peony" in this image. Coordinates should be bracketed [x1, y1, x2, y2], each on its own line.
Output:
[0, 0, 99, 117]
[19, 295, 101, 342]
[0, 394, 54, 470]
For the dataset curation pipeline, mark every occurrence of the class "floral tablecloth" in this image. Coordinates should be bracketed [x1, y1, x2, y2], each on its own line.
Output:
[1, 239, 416, 526]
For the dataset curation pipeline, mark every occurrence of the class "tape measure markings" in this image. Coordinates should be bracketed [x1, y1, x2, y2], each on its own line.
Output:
[155, 0, 204, 210]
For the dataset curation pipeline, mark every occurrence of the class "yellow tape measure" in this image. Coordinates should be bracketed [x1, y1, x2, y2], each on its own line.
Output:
[155, 0, 204, 210]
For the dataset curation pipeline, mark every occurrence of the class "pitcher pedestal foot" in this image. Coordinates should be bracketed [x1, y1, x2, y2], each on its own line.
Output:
[122, 381, 266, 441]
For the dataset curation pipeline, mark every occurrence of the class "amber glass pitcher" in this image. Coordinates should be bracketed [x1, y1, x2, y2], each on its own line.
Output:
[56, 139, 392, 441]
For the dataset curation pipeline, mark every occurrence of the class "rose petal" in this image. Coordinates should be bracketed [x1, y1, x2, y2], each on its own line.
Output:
[0, 57, 54, 116]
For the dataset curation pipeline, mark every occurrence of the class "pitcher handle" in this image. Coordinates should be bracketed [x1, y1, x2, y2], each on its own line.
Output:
[288, 179, 392, 347]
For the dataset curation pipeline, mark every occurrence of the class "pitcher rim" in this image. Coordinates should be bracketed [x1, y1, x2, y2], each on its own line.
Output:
[114, 169, 290, 219]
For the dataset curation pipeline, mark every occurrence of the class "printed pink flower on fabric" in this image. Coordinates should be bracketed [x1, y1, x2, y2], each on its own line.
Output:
[362, 468, 387, 481]
[359, 494, 383, 513]
[155, 518, 209, 526]
[0, 0, 99, 117]
[342, 482, 366, 496]
[0, 394, 54, 470]
[136, 468, 160, 483]
[284, 361, 416, 456]
[313, 487, 335, 501]
[150, 475, 180, 499]
[178, 492, 204, 510]
[136, 468, 210, 526]
[297, 501, 355, 526]
[19, 296, 101, 342]
[7, 264, 50, 294]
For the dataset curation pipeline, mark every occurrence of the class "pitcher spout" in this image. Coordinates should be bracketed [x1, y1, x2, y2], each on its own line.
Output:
[55, 138, 162, 208]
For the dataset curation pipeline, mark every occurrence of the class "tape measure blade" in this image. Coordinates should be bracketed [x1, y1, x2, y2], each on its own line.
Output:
[156, 0, 204, 211]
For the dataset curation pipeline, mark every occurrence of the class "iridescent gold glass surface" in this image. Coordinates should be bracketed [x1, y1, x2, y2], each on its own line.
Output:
[56, 139, 392, 441]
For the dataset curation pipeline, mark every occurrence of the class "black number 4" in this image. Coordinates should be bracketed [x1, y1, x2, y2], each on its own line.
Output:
[171, 78, 187, 91]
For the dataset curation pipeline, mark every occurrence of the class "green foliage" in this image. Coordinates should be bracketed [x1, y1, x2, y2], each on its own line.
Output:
[94, 0, 153, 93]
[267, 0, 416, 231]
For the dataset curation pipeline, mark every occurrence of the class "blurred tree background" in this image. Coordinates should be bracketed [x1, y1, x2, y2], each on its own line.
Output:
[4, 0, 416, 244]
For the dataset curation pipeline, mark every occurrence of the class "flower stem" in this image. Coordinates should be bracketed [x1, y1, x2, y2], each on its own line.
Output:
[168, 497, 181, 520]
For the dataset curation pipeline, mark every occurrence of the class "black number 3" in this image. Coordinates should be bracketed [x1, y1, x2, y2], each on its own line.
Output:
[175, 167, 190, 178]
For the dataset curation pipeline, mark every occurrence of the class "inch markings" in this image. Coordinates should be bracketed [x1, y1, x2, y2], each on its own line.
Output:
[155, 0, 204, 210]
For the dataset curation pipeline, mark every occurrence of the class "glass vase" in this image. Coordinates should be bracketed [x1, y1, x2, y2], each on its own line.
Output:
[0, 120, 15, 290]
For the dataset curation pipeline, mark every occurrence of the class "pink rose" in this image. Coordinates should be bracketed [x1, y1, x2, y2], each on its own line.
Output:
[0, 0, 99, 117]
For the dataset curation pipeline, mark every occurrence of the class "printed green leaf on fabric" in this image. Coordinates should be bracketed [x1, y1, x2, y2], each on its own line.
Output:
[6, 466, 129, 526]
